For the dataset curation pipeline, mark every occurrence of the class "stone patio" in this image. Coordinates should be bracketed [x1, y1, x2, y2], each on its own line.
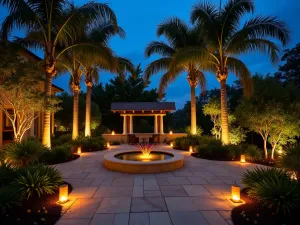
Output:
[54, 144, 263, 225]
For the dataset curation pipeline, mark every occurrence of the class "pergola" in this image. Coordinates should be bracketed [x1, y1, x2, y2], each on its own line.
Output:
[111, 102, 176, 134]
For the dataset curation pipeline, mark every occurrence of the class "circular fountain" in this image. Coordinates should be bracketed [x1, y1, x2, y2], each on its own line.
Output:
[104, 144, 184, 173]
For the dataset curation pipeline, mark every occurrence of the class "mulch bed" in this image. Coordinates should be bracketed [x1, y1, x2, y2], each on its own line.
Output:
[47, 153, 80, 165]
[1, 183, 73, 225]
[231, 189, 298, 225]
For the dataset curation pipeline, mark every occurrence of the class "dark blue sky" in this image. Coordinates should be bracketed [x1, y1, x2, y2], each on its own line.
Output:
[1, 0, 300, 108]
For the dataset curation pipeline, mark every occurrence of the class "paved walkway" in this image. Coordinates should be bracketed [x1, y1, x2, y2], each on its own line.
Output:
[54, 144, 263, 225]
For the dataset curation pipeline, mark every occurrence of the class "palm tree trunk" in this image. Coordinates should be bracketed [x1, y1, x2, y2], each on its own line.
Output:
[42, 75, 53, 148]
[72, 86, 79, 140]
[85, 83, 92, 137]
[220, 79, 230, 144]
[190, 86, 197, 135]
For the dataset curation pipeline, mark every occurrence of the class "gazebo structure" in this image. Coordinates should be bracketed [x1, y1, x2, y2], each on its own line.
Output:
[102, 102, 187, 143]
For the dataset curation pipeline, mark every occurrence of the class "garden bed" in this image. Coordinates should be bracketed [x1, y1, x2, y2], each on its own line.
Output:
[47, 153, 80, 165]
[232, 189, 298, 225]
[0, 183, 73, 225]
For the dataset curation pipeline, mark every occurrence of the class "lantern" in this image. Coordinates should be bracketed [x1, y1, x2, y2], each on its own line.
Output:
[189, 146, 193, 153]
[231, 185, 241, 203]
[111, 131, 115, 135]
[278, 149, 283, 155]
[77, 146, 81, 154]
[107, 142, 110, 148]
[58, 184, 69, 204]
[240, 154, 246, 163]
[169, 130, 173, 135]
[170, 142, 173, 147]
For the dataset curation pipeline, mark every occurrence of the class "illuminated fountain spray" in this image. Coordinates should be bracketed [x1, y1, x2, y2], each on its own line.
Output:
[137, 143, 155, 160]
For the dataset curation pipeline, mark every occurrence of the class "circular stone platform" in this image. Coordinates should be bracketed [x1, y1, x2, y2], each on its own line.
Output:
[104, 150, 184, 173]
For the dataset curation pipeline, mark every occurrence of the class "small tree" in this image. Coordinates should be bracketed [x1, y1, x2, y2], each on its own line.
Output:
[0, 57, 58, 142]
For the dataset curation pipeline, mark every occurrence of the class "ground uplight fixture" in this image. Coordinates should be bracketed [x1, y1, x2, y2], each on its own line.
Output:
[169, 130, 173, 135]
[189, 146, 194, 153]
[77, 146, 81, 154]
[240, 154, 246, 163]
[58, 184, 69, 204]
[111, 131, 115, 135]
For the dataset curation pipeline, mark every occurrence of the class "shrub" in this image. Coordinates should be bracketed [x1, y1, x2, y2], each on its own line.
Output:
[0, 163, 19, 186]
[72, 136, 106, 151]
[173, 135, 203, 150]
[279, 145, 300, 181]
[244, 145, 263, 162]
[51, 134, 72, 147]
[241, 167, 290, 189]
[247, 172, 300, 215]
[15, 164, 63, 199]
[0, 185, 21, 214]
[227, 145, 243, 160]
[184, 126, 203, 135]
[42, 144, 73, 163]
[229, 126, 246, 145]
[4, 139, 47, 167]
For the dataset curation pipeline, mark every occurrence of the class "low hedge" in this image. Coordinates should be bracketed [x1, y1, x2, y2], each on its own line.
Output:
[72, 136, 107, 152]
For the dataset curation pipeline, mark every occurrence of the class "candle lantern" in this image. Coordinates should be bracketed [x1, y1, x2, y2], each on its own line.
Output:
[240, 154, 246, 163]
[111, 131, 115, 135]
[77, 146, 81, 154]
[169, 131, 173, 135]
[107, 142, 110, 148]
[189, 146, 193, 153]
[231, 185, 241, 203]
[58, 184, 69, 204]
[170, 142, 173, 147]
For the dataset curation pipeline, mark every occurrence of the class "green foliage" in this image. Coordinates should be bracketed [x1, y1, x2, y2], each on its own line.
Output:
[4, 139, 47, 168]
[51, 134, 72, 147]
[173, 135, 202, 150]
[229, 126, 246, 145]
[184, 126, 203, 135]
[245, 145, 264, 162]
[0, 185, 21, 214]
[16, 164, 63, 199]
[241, 167, 290, 189]
[43, 144, 73, 164]
[0, 163, 19, 186]
[248, 176, 300, 215]
[72, 136, 106, 151]
[279, 145, 300, 181]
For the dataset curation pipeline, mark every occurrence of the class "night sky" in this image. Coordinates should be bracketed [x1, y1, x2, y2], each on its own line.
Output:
[1, 0, 300, 108]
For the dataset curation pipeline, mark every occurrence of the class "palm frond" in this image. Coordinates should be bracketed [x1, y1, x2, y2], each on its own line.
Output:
[158, 67, 185, 97]
[144, 57, 172, 81]
[196, 71, 207, 93]
[145, 41, 176, 58]
[116, 57, 135, 80]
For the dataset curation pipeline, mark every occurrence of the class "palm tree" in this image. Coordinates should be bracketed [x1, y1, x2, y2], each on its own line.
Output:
[172, 0, 290, 144]
[145, 18, 206, 135]
[0, 0, 117, 147]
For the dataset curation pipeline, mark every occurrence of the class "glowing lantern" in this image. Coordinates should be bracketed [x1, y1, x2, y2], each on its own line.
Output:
[240, 154, 246, 163]
[170, 142, 174, 147]
[189, 146, 194, 153]
[231, 185, 241, 203]
[278, 149, 283, 155]
[169, 130, 173, 135]
[111, 131, 115, 135]
[107, 142, 110, 148]
[77, 146, 81, 154]
[58, 184, 69, 204]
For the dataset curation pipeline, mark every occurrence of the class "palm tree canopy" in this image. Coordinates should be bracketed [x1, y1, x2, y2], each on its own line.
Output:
[145, 17, 207, 96]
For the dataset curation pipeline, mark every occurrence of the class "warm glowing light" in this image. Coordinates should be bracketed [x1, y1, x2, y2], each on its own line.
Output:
[107, 142, 110, 148]
[169, 130, 173, 135]
[231, 185, 241, 203]
[170, 142, 174, 147]
[58, 184, 68, 204]
[240, 154, 246, 163]
[278, 149, 283, 155]
[111, 131, 115, 135]
[77, 146, 81, 154]
[189, 146, 194, 153]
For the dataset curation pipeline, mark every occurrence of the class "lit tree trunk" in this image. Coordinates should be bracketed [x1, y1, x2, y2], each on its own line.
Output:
[220, 79, 230, 144]
[263, 138, 268, 159]
[85, 81, 92, 137]
[72, 84, 80, 140]
[190, 86, 197, 135]
[42, 56, 56, 148]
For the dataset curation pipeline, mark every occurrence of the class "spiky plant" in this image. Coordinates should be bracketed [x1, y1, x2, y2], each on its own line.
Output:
[248, 174, 300, 215]
[16, 164, 63, 199]
[4, 139, 46, 168]
[279, 145, 300, 182]
[0, 162, 19, 186]
[0, 185, 21, 215]
[245, 145, 263, 162]
[170, 0, 290, 144]
[242, 167, 289, 189]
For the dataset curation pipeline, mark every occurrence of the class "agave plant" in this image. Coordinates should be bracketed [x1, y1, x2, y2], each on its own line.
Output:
[137, 143, 155, 158]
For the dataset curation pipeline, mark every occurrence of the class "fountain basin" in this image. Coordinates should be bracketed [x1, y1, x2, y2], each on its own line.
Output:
[104, 150, 184, 173]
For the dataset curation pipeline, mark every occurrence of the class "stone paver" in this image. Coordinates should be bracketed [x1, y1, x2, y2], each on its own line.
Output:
[169, 211, 209, 225]
[131, 197, 167, 212]
[97, 197, 131, 213]
[55, 144, 262, 225]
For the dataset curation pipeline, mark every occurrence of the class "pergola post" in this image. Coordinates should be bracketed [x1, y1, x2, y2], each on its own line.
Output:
[123, 115, 127, 134]
[154, 115, 158, 133]
[129, 115, 133, 134]
[160, 115, 164, 134]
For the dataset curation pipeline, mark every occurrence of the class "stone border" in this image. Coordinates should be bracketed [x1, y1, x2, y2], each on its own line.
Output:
[104, 150, 184, 173]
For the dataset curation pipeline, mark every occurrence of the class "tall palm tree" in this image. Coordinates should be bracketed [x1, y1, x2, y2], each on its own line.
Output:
[172, 0, 290, 144]
[145, 18, 206, 135]
[0, 0, 117, 147]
